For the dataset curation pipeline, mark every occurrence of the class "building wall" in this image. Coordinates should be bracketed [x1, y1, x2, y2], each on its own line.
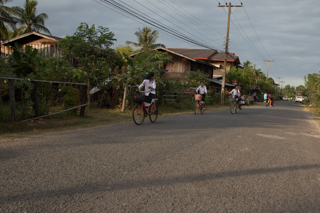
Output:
[163, 53, 214, 79]
[164, 54, 191, 79]
[210, 62, 233, 75]
[1, 38, 61, 57]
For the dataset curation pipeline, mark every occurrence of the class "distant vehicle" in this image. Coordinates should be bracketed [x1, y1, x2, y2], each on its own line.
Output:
[295, 96, 304, 103]
[282, 96, 288, 101]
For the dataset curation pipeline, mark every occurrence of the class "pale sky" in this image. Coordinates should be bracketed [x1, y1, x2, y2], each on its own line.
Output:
[7, 0, 320, 87]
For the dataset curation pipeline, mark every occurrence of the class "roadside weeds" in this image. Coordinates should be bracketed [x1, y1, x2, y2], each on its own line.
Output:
[0, 104, 229, 141]
[304, 106, 320, 129]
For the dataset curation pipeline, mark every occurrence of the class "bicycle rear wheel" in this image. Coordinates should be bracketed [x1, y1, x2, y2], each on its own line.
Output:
[230, 102, 235, 114]
[200, 104, 205, 114]
[149, 103, 158, 123]
[194, 102, 199, 115]
[132, 103, 145, 125]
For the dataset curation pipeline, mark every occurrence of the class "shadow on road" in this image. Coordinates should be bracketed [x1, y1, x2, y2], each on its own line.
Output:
[1, 163, 320, 204]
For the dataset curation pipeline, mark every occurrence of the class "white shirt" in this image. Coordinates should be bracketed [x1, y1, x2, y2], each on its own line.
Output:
[196, 85, 207, 94]
[139, 79, 156, 96]
[230, 88, 241, 97]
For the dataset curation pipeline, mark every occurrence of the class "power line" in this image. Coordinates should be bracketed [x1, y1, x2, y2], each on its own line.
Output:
[156, 0, 225, 48]
[164, 0, 225, 40]
[232, 12, 267, 60]
[135, 0, 222, 50]
[94, 0, 210, 50]
[242, 6, 274, 61]
[97, 0, 218, 50]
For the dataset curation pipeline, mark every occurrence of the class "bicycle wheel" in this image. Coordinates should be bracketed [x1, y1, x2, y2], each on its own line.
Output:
[230, 102, 235, 114]
[200, 104, 205, 114]
[194, 102, 199, 115]
[149, 103, 158, 123]
[235, 104, 239, 113]
[132, 103, 145, 125]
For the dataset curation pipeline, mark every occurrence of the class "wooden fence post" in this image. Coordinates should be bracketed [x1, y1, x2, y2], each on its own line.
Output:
[31, 81, 40, 117]
[9, 79, 16, 122]
[121, 86, 128, 112]
[80, 85, 87, 117]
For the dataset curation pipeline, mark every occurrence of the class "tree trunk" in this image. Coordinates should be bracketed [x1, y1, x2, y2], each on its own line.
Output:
[80, 85, 87, 117]
[87, 80, 91, 108]
[31, 81, 40, 117]
[121, 86, 128, 112]
[9, 79, 16, 122]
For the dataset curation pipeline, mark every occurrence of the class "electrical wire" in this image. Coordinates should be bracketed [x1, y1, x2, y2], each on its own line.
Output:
[98, 0, 218, 50]
[161, 0, 252, 63]
[134, 0, 222, 50]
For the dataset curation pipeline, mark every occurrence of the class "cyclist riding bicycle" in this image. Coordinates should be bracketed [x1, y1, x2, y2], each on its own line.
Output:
[267, 93, 271, 106]
[138, 72, 156, 110]
[196, 81, 207, 109]
[229, 85, 242, 110]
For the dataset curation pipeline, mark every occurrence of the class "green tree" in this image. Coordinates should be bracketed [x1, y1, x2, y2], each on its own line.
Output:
[126, 27, 165, 52]
[115, 45, 133, 56]
[281, 84, 296, 98]
[305, 72, 320, 106]
[12, 0, 50, 34]
[243, 60, 252, 69]
[296, 85, 306, 96]
[8, 44, 43, 117]
[115, 49, 172, 111]
[185, 70, 209, 87]
[227, 66, 255, 94]
[58, 22, 121, 107]
[0, 0, 17, 44]
[4, 25, 26, 39]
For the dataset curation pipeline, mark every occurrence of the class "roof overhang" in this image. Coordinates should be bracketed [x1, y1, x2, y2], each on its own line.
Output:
[130, 47, 217, 68]
[207, 78, 235, 87]
[2, 31, 60, 46]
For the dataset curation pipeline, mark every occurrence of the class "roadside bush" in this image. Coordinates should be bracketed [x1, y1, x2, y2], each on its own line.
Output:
[0, 103, 11, 122]
[61, 86, 80, 114]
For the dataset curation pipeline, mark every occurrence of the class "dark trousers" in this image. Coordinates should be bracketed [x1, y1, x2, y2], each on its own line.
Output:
[144, 93, 156, 103]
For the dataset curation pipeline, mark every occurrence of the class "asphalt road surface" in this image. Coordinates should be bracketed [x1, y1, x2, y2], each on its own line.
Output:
[1, 101, 320, 213]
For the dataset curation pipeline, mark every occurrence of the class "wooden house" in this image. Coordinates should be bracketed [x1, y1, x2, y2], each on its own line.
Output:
[130, 47, 235, 92]
[130, 47, 217, 79]
[167, 48, 241, 75]
[1, 31, 62, 57]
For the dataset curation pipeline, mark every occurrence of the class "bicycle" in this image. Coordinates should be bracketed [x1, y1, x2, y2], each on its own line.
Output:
[230, 97, 240, 114]
[194, 94, 205, 115]
[132, 93, 158, 125]
[265, 98, 275, 107]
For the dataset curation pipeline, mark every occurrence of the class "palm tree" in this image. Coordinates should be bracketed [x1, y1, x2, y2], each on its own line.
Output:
[126, 27, 165, 52]
[4, 25, 26, 39]
[243, 60, 252, 69]
[12, 0, 51, 35]
[0, 0, 17, 38]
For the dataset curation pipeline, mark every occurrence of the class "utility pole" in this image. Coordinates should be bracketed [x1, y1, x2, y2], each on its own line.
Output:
[264, 60, 274, 81]
[218, 2, 243, 104]
[280, 81, 285, 96]
[276, 77, 282, 97]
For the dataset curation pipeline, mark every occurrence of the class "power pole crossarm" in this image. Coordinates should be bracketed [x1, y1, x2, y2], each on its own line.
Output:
[218, 2, 243, 104]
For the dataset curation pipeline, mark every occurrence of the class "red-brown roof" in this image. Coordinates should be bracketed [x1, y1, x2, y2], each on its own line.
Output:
[168, 48, 217, 59]
[167, 48, 240, 64]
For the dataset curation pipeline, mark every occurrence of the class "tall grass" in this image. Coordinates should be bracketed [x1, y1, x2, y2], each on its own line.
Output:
[0, 103, 11, 122]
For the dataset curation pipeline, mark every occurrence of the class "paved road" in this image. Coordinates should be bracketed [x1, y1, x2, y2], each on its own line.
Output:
[1, 101, 320, 213]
